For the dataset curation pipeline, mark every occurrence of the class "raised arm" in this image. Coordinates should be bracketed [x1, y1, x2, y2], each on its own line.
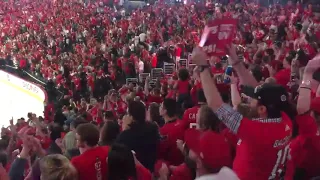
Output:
[297, 55, 320, 114]
[227, 45, 259, 87]
[191, 47, 243, 134]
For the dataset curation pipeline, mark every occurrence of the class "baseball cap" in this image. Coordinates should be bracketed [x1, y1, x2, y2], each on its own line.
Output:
[311, 97, 320, 114]
[184, 129, 232, 170]
[252, 83, 289, 111]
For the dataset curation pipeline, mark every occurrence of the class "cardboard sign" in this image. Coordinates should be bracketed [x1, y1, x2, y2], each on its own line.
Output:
[199, 18, 237, 56]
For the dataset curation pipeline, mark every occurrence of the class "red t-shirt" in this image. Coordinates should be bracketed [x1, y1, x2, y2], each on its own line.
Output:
[285, 115, 320, 180]
[182, 106, 199, 129]
[158, 120, 185, 166]
[71, 146, 110, 180]
[170, 163, 193, 180]
[177, 80, 189, 95]
[147, 95, 163, 106]
[233, 113, 292, 180]
[274, 68, 291, 91]
[136, 164, 152, 180]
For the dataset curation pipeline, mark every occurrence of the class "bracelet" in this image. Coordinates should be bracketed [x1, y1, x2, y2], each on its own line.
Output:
[300, 86, 311, 90]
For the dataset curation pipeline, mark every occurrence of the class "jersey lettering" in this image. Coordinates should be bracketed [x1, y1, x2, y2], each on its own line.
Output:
[269, 144, 290, 179]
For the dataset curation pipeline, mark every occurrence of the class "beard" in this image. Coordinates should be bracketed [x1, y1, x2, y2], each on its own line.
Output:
[247, 107, 260, 119]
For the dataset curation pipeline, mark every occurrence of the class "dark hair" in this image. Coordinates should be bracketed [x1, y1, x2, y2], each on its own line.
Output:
[70, 118, 88, 129]
[107, 144, 137, 180]
[296, 49, 309, 67]
[251, 66, 264, 82]
[104, 111, 116, 121]
[163, 98, 177, 117]
[128, 101, 146, 123]
[76, 123, 100, 147]
[48, 123, 63, 141]
[199, 105, 220, 132]
[178, 68, 190, 81]
[149, 103, 163, 126]
[100, 121, 120, 146]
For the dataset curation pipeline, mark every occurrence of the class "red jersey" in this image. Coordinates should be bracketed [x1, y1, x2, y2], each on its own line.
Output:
[182, 106, 200, 128]
[177, 80, 189, 95]
[147, 95, 163, 106]
[285, 115, 320, 180]
[158, 120, 185, 166]
[233, 113, 292, 180]
[170, 163, 193, 180]
[71, 146, 110, 180]
[136, 164, 152, 180]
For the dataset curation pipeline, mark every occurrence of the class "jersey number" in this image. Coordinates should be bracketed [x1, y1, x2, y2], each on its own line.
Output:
[269, 145, 290, 179]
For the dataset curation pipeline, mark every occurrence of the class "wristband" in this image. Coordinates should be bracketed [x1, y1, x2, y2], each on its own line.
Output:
[300, 86, 311, 90]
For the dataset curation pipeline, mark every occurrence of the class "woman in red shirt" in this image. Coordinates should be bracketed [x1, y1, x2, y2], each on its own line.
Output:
[174, 69, 191, 107]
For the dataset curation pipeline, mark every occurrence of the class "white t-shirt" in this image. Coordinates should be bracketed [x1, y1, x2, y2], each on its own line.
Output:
[196, 167, 239, 180]
[138, 60, 144, 74]
[139, 33, 146, 42]
[134, 36, 140, 46]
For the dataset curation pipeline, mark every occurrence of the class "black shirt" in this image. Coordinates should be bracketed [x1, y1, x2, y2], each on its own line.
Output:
[115, 122, 160, 172]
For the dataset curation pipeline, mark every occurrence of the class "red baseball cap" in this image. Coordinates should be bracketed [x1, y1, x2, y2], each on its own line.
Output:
[184, 129, 232, 169]
[311, 97, 320, 114]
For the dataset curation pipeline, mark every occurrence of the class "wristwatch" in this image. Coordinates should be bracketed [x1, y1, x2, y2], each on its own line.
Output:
[198, 65, 210, 73]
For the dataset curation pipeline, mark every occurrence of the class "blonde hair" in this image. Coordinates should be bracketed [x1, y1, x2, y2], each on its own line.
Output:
[40, 154, 78, 180]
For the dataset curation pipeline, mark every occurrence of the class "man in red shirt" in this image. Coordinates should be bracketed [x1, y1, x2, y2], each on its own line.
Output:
[184, 129, 233, 178]
[158, 99, 185, 166]
[71, 123, 109, 180]
[182, 89, 206, 129]
[192, 47, 293, 180]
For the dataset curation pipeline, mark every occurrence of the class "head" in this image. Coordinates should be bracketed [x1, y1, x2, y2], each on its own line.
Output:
[160, 98, 177, 119]
[127, 101, 146, 124]
[70, 118, 87, 132]
[99, 121, 120, 146]
[76, 123, 100, 150]
[185, 130, 232, 176]
[196, 105, 220, 132]
[178, 68, 190, 81]
[248, 84, 289, 119]
[40, 154, 78, 180]
[107, 144, 137, 180]
[48, 123, 63, 141]
[147, 103, 162, 125]
[104, 111, 116, 122]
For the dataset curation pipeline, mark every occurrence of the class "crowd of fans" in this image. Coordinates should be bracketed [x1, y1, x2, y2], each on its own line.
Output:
[0, 0, 320, 179]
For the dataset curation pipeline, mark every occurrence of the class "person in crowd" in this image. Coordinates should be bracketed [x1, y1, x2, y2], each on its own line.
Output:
[191, 46, 294, 179]
[116, 101, 159, 172]
[182, 89, 207, 129]
[99, 121, 120, 146]
[40, 154, 78, 180]
[146, 102, 164, 127]
[285, 55, 320, 180]
[107, 143, 152, 180]
[157, 99, 185, 166]
[71, 123, 110, 180]
[174, 68, 191, 107]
